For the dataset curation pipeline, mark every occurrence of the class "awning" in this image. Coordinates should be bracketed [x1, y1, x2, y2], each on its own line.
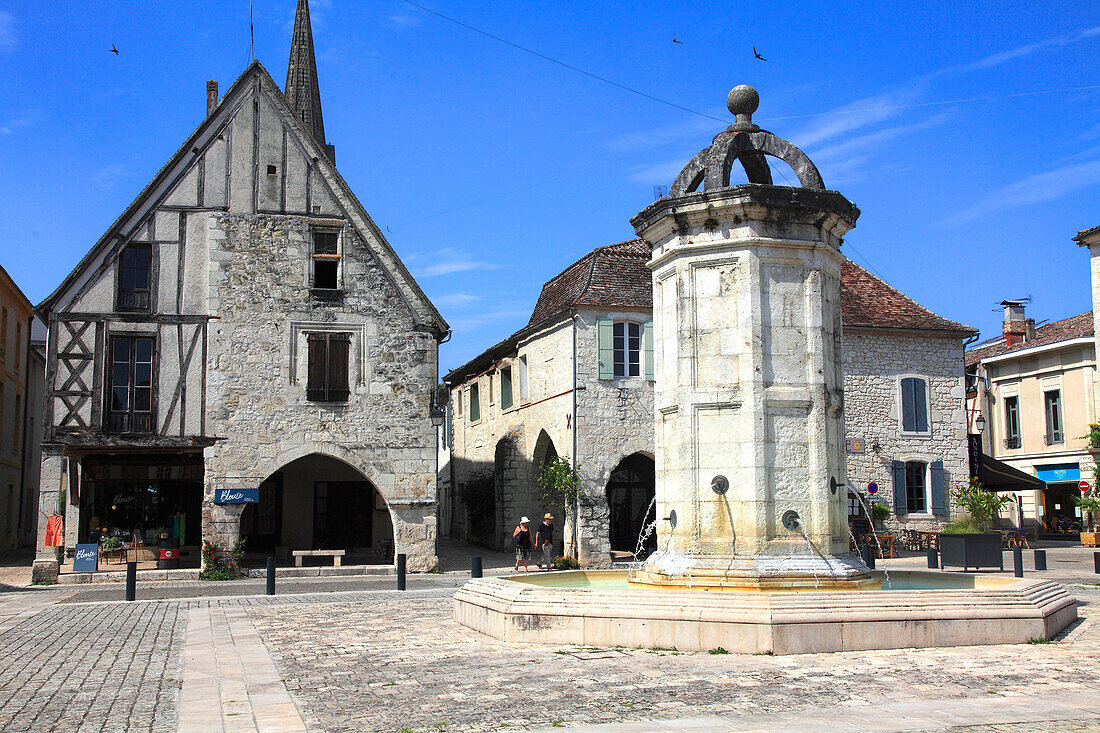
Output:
[981, 453, 1046, 492]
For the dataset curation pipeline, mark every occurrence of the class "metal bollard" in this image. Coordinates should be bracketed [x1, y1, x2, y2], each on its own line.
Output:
[266, 556, 276, 596]
[1095, 551, 1100, 574]
[926, 547, 938, 569]
[397, 553, 407, 590]
[1013, 547, 1023, 578]
[471, 556, 483, 578]
[860, 544, 875, 570]
[1034, 549, 1047, 571]
[125, 561, 137, 602]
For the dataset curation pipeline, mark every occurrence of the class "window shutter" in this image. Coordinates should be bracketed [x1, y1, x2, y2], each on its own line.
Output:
[901, 379, 915, 431]
[596, 318, 614, 380]
[913, 379, 928, 432]
[892, 461, 906, 515]
[327, 334, 351, 401]
[930, 460, 946, 515]
[307, 334, 327, 401]
[643, 321, 654, 381]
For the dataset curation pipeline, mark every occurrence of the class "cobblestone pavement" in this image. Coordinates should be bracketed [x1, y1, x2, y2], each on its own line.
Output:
[252, 584, 1100, 733]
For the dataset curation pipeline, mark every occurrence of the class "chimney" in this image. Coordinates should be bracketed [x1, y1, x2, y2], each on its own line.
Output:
[1001, 300, 1035, 347]
[206, 80, 219, 117]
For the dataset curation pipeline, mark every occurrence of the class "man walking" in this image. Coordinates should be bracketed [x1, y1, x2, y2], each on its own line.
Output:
[536, 513, 554, 571]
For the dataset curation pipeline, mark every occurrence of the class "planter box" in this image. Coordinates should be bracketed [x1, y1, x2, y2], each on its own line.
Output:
[939, 533, 1003, 571]
[1082, 531, 1100, 548]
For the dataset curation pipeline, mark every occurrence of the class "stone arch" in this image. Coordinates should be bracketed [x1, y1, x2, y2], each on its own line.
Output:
[604, 452, 656, 556]
[492, 426, 532, 551]
[671, 130, 825, 195]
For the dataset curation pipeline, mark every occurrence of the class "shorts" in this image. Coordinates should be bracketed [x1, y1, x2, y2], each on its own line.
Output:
[515, 546, 531, 562]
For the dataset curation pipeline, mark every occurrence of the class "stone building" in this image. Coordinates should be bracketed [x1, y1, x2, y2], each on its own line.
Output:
[443, 242, 974, 566]
[33, 0, 446, 581]
[0, 265, 42, 551]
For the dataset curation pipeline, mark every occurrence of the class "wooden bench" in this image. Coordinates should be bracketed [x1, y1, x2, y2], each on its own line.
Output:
[292, 549, 345, 567]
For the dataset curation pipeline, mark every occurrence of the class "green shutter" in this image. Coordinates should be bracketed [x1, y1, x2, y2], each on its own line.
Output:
[930, 461, 946, 515]
[469, 384, 480, 422]
[596, 318, 614, 380]
[501, 368, 513, 410]
[892, 461, 906, 515]
[643, 321, 654, 381]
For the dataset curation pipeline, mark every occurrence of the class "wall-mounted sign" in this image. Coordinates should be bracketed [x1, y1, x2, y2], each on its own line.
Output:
[846, 438, 866, 454]
[967, 434, 984, 484]
[1080, 480, 1091, 494]
[73, 543, 99, 572]
[158, 548, 179, 560]
[1037, 463, 1080, 483]
[214, 488, 260, 504]
[867, 481, 879, 495]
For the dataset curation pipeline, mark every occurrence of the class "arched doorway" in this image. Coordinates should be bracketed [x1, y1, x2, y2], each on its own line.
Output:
[531, 430, 563, 555]
[605, 453, 655, 557]
[241, 453, 394, 563]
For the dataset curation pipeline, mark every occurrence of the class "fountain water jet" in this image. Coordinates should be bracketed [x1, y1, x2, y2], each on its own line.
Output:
[453, 85, 1077, 654]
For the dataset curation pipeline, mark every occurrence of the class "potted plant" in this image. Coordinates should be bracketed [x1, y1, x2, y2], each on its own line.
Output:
[938, 478, 1014, 571]
[870, 502, 891, 530]
[1075, 494, 1100, 547]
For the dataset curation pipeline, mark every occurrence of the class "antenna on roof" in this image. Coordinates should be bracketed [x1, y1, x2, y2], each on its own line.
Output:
[653, 185, 668, 201]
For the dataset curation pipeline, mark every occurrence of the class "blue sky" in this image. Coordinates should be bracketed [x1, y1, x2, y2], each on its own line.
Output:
[1, 1, 1098, 371]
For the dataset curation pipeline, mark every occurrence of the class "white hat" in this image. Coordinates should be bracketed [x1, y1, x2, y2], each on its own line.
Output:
[520, 516, 530, 523]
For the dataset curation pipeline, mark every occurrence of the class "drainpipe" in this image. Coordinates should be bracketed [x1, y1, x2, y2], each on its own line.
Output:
[570, 308, 579, 561]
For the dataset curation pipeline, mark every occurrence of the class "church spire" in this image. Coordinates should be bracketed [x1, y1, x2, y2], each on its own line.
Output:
[285, 0, 326, 147]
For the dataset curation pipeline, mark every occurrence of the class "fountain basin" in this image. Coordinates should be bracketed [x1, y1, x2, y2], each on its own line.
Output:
[453, 570, 1077, 655]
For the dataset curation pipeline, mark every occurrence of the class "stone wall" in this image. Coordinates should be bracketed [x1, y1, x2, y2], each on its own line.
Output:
[204, 213, 439, 570]
[843, 329, 969, 529]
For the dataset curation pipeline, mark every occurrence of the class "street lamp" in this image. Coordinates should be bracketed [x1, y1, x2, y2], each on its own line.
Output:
[975, 413, 986, 435]
[430, 405, 446, 428]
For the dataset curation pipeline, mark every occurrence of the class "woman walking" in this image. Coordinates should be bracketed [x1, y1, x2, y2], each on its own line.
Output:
[512, 516, 533, 572]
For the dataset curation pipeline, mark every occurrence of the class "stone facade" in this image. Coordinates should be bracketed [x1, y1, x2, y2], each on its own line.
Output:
[844, 330, 969, 529]
[33, 18, 445, 579]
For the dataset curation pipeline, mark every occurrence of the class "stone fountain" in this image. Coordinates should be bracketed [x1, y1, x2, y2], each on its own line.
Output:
[453, 86, 1077, 654]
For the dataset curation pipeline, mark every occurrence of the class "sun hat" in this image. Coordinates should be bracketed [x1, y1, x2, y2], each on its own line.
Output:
[544, 513, 553, 519]
[520, 516, 530, 524]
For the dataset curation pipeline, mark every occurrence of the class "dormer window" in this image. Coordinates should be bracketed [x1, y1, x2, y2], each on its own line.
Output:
[311, 228, 341, 297]
[118, 245, 152, 311]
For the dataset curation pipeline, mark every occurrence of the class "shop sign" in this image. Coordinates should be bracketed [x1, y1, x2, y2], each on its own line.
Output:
[1080, 480, 1091, 494]
[158, 548, 179, 560]
[867, 481, 879, 495]
[73, 543, 99, 572]
[967, 434, 984, 484]
[1036, 463, 1080, 482]
[214, 488, 260, 504]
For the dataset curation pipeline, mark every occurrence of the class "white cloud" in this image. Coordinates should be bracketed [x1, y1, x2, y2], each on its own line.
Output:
[91, 163, 130, 187]
[0, 11, 14, 51]
[447, 308, 529, 332]
[407, 248, 504, 277]
[940, 158, 1100, 226]
[962, 25, 1100, 72]
[433, 292, 480, 307]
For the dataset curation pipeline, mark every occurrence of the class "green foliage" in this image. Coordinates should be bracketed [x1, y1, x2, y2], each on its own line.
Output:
[1074, 494, 1100, 531]
[950, 478, 1013, 533]
[99, 536, 123, 551]
[708, 647, 729, 655]
[551, 555, 580, 570]
[870, 502, 891, 524]
[941, 516, 989, 535]
[537, 457, 580, 513]
[1080, 423, 1100, 447]
[1027, 637, 1054, 644]
[198, 537, 246, 581]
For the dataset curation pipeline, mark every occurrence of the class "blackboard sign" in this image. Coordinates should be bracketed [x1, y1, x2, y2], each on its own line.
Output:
[214, 488, 260, 504]
[74, 543, 99, 572]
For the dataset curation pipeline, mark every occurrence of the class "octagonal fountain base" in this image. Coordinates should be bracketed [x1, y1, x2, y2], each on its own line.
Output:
[453, 570, 1078, 655]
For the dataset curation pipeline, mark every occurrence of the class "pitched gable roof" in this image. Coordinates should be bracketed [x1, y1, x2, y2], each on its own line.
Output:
[528, 239, 651, 325]
[965, 312, 1094, 367]
[38, 61, 446, 336]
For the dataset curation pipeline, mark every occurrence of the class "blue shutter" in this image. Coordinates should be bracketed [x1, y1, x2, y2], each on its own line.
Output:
[913, 379, 928, 432]
[643, 321, 654, 381]
[901, 378, 915, 431]
[892, 461, 906, 515]
[930, 460, 946, 515]
[597, 318, 614, 380]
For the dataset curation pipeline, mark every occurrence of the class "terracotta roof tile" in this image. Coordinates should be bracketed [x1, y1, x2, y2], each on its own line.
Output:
[840, 260, 976, 335]
[965, 312, 1094, 367]
[528, 239, 651, 325]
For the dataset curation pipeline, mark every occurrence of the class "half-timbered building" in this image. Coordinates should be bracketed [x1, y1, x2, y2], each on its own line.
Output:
[32, 0, 446, 581]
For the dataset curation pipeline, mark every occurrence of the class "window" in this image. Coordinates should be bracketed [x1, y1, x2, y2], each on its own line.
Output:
[107, 336, 155, 433]
[0, 307, 6, 360]
[456, 389, 463, 417]
[900, 377, 928, 433]
[904, 461, 927, 513]
[518, 355, 529, 401]
[14, 321, 21, 368]
[500, 367, 513, 410]
[613, 322, 642, 378]
[1044, 391, 1063, 445]
[311, 229, 340, 291]
[12, 394, 20, 455]
[469, 383, 480, 422]
[488, 373, 495, 405]
[1004, 396, 1021, 449]
[306, 332, 350, 402]
[118, 245, 152, 311]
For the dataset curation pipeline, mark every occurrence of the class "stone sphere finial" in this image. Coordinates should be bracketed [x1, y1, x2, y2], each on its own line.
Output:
[727, 85, 760, 118]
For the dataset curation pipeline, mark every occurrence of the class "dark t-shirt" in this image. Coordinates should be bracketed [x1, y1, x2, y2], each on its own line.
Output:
[514, 527, 532, 549]
[537, 521, 553, 544]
